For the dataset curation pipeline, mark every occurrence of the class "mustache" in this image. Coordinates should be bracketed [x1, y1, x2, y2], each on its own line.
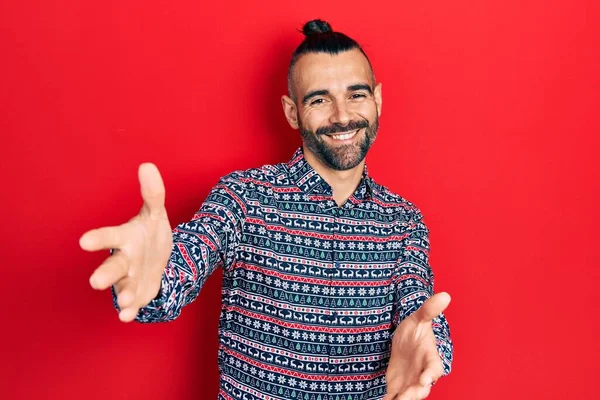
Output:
[315, 119, 370, 136]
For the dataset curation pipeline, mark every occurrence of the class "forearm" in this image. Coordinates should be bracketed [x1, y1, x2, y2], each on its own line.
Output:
[111, 172, 248, 322]
[129, 224, 228, 322]
[392, 212, 454, 374]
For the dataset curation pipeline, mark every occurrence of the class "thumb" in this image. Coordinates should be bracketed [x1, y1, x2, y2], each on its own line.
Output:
[139, 163, 166, 217]
[415, 292, 451, 322]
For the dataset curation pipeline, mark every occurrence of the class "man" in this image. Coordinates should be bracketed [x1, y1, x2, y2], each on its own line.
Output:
[80, 19, 453, 400]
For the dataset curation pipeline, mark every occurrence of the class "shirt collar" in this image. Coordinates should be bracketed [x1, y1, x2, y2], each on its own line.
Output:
[286, 147, 374, 202]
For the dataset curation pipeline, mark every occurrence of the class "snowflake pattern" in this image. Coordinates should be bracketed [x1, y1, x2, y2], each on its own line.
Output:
[125, 148, 453, 400]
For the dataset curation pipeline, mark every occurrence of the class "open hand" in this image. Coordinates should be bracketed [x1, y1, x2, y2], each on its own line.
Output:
[384, 292, 451, 400]
[79, 163, 173, 322]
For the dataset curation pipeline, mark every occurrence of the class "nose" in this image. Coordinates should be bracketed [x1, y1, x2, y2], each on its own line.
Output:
[329, 101, 351, 126]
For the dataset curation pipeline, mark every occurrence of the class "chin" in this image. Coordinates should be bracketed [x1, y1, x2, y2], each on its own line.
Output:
[323, 146, 367, 171]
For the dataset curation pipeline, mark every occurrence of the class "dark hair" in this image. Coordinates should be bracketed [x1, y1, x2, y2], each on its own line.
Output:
[287, 19, 375, 100]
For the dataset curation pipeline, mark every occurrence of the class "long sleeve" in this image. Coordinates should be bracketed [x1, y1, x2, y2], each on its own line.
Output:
[112, 172, 248, 323]
[390, 211, 454, 375]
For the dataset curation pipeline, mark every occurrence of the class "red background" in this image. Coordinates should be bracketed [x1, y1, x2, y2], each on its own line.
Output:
[1, 1, 599, 399]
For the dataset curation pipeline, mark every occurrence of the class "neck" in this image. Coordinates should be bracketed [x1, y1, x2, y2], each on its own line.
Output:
[302, 145, 365, 207]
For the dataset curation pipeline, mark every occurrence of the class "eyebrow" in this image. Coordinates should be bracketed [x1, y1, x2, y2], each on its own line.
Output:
[301, 84, 373, 105]
[302, 90, 329, 105]
[347, 84, 373, 94]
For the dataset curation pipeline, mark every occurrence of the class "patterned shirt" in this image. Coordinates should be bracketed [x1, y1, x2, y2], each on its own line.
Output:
[130, 147, 453, 400]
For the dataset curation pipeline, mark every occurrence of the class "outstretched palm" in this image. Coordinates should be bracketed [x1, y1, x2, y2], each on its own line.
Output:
[384, 292, 451, 400]
[79, 163, 173, 322]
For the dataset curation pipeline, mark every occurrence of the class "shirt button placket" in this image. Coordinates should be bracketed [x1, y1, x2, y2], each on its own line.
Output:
[329, 206, 342, 392]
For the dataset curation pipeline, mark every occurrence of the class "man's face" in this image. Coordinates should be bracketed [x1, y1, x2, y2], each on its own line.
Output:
[284, 48, 382, 171]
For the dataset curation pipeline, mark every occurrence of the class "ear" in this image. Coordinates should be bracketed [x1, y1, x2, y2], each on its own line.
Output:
[281, 95, 299, 130]
[373, 82, 382, 117]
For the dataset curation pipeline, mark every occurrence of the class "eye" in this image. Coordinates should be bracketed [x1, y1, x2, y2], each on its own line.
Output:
[350, 93, 367, 99]
[310, 98, 325, 106]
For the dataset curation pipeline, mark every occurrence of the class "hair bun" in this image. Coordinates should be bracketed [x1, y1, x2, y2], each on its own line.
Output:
[302, 19, 332, 36]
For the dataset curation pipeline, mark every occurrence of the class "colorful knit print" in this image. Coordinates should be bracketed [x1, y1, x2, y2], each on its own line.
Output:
[120, 147, 453, 400]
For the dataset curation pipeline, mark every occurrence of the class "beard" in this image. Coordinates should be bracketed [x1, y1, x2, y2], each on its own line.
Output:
[299, 115, 379, 171]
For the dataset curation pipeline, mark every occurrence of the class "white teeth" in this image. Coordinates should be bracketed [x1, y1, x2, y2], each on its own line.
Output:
[331, 130, 358, 140]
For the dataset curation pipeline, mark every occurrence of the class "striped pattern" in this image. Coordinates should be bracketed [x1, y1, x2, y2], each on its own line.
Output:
[132, 148, 453, 400]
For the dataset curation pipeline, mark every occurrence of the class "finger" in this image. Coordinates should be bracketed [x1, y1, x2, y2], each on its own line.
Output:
[384, 373, 405, 399]
[419, 353, 444, 387]
[118, 306, 140, 323]
[419, 366, 443, 388]
[419, 368, 442, 387]
[397, 385, 423, 400]
[415, 292, 451, 322]
[79, 224, 128, 252]
[138, 163, 166, 219]
[89, 252, 129, 290]
[114, 276, 137, 309]
[412, 383, 432, 399]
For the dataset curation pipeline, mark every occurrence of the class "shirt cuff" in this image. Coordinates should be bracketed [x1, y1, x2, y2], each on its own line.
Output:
[110, 268, 175, 323]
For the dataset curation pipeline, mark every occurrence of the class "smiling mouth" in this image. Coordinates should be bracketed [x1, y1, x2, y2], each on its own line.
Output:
[327, 129, 359, 141]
